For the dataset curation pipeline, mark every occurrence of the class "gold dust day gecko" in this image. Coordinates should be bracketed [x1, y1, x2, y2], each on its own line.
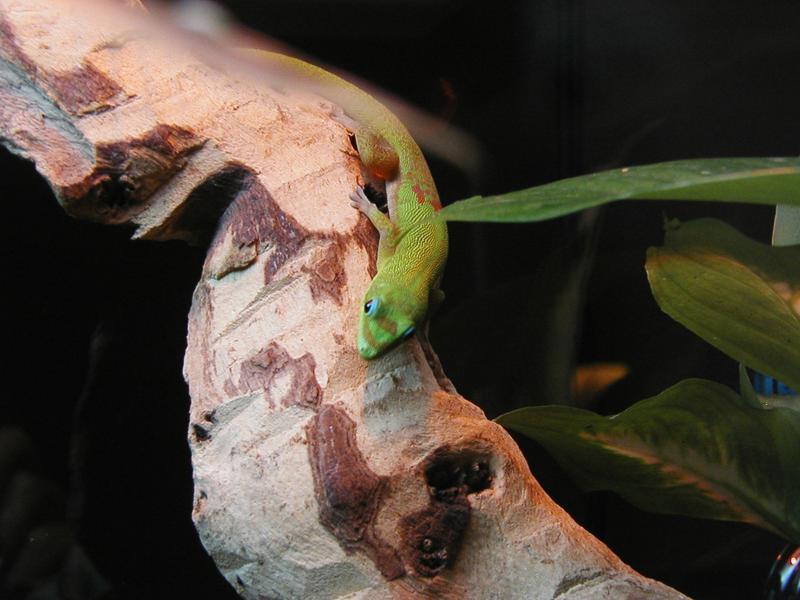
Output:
[243, 51, 448, 360]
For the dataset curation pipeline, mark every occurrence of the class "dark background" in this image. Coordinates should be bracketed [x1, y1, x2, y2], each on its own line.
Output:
[1, 1, 798, 598]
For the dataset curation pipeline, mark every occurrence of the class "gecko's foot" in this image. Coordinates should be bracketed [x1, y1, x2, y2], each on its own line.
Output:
[349, 186, 373, 214]
[349, 184, 396, 239]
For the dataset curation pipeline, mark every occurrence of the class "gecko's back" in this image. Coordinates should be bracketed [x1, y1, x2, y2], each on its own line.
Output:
[244, 50, 448, 359]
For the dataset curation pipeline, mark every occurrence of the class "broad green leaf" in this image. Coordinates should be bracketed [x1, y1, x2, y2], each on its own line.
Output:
[646, 218, 800, 393]
[439, 157, 800, 223]
[496, 379, 800, 542]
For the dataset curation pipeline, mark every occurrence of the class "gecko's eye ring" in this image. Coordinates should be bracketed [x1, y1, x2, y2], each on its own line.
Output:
[364, 299, 379, 316]
[402, 326, 415, 340]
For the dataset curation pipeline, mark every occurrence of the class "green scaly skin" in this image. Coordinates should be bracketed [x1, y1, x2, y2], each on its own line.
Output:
[246, 51, 448, 360]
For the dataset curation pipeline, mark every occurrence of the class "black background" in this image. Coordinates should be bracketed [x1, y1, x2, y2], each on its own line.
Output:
[1, 1, 798, 598]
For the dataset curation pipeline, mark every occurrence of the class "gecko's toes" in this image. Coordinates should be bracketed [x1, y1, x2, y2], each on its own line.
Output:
[352, 186, 369, 200]
[349, 189, 370, 212]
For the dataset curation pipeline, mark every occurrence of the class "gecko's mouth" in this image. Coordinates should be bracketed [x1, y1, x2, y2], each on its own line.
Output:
[358, 329, 407, 360]
[358, 340, 381, 360]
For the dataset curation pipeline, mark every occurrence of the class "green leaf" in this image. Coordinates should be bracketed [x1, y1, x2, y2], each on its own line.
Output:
[496, 379, 800, 542]
[646, 218, 800, 392]
[439, 157, 800, 223]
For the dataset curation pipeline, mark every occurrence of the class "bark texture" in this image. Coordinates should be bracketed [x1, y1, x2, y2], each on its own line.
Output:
[0, 1, 688, 598]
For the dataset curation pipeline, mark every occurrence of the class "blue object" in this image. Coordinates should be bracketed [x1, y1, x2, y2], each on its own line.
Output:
[764, 544, 800, 599]
[752, 372, 797, 396]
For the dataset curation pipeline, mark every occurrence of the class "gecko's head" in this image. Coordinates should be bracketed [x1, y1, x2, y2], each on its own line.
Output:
[357, 283, 423, 360]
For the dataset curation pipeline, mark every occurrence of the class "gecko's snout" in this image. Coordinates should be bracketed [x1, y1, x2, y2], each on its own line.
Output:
[358, 339, 379, 360]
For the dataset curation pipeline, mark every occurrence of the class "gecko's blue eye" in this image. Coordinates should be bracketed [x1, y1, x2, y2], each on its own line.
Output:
[402, 326, 415, 340]
[364, 299, 379, 316]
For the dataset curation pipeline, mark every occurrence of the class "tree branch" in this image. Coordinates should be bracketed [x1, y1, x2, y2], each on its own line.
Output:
[0, 1, 687, 597]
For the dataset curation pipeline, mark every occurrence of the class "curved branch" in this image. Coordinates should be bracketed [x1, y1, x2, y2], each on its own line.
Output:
[0, 1, 687, 598]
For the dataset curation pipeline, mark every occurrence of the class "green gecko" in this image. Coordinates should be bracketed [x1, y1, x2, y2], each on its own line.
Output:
[244, 51, 448, 359]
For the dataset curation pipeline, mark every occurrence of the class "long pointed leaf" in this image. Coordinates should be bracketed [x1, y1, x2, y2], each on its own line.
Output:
[646, 218, 800, 393]
[440, 157, 800, 223]
[496, 379, 800, 542]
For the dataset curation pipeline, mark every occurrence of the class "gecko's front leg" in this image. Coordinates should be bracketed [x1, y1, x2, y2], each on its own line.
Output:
[350, 186, 399, 267]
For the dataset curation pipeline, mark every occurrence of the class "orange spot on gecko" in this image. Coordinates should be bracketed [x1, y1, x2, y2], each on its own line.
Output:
[412, 183, 427, 205]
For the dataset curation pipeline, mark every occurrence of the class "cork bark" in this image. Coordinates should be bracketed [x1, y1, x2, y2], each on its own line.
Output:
[0, 1, 688, 598]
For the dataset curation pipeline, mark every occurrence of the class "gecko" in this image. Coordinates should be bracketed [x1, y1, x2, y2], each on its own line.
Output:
[243, 51, 448, 359]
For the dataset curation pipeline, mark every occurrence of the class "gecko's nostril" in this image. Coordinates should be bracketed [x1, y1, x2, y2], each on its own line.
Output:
[358, 340, 374, 359]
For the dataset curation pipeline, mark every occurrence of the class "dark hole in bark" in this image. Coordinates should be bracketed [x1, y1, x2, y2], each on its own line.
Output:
[419, 548, 448, 572]
[363, 183, 388, 213]
[94, 174, 135, 209]
[424, 449, 493, 500]
[192, 423, 210, 441]
[400, 496, 470, 578]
